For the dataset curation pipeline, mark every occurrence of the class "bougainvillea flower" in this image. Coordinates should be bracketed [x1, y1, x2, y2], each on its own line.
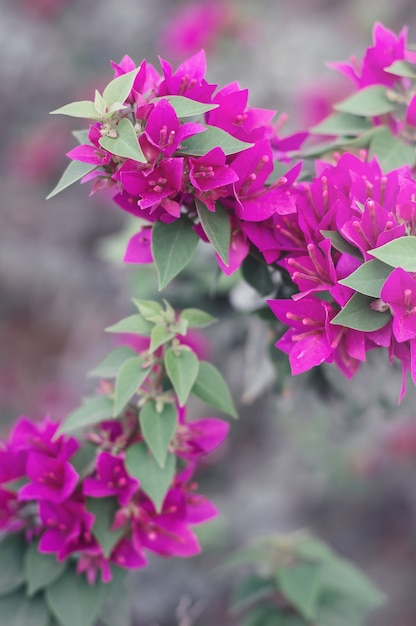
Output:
[83, 452, 139, 506]
[381, 267, 416, 342]
[0, 489, 25, 532]
[110, 537, 147, 570]
[39, 499, 95, 558]
[124, 227, 154, 264]
[174, 417, 229, 460]
[18, 452, 79, 503]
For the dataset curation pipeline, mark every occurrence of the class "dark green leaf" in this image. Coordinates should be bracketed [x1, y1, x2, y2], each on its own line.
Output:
[99, 118, 146, 163]
[0, 590, 49, 626]
[320, 230, 363, 259]
[178, 126, 253, 156]
[152, 219, 199, 290]
[242, 604, 305, 626]
[242, 255, 274, 296]
[103, 68, 139, 107]
[275, 561, 321, 620]
[338, 259, 393, 297]
[369, 235, 416, 270]
[86, 498, 124, 558]
[125, 442, 176, 511]
[231, 575, 275, 612]
[46, 566, 105, 626]
[139, 401, 177, 468]
[331, 293, 391, 331]
[152, 95, 219, 118]
[369, 127, 416, 171]
[46, 160, 97, 199]
[25, 541, 66, 596]
[58, 395, 113, 434]
[179, 308, 217, 328]
[196, 199, 231, 265]
[88, 346, 137, 378]
[192, 361, 238, 418]
[311, 112, 373, 136]
[105, 314, 153, 336]
[334, 85, 397, 116]
[164, 347, 199, 406]
[50, 100, 99, 119]
[0, 534, 26, 596]
[113, 356, 151, 416]
[384, 59, 416, 78]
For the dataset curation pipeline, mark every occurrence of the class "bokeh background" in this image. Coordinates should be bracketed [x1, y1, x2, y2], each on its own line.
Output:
[3, 1, 416, 624]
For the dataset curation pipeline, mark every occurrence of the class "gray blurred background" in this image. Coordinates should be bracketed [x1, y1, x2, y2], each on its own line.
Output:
[3, 1, 416, 624]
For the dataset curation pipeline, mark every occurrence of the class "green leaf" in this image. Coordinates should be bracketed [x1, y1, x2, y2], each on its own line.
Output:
[311, 112, 373, 136]
[88, 346, 137, 378]
[319, 558, 385, 609]
[58, 395, 114, 434]
[242, 604, 305, 626]
[384, 59, 416, 78]
[192, 361, 238, 418]
[50, 100, 99, 119]
[369, 235, 416, 270]
[72, 129, 90, 144]
[149, 326, 176, 353]
[103, 67, 139, 107]
[0, 534, 26, 596]
[331, 293, 391, 331]
[152, 95, 219, 118]
[334, 85, 397, 116]
[241, 255, 274, 296]
[86, 497, 124, 558]
[293, 535, 336, 563]
[179, 308, 217, 328]
[139, 401, 177, 468]
[275, 561, 321, 620]
[0, 590, 49, 626]
[113, 356, 151, 416]
[46, 160, 97, 199]
[99, 118, 146, 163]
[70, 441, 97, 475]
[152, 219, 199, 290]
[196, 199, 231, 265]
[105, 314, 153, 335]
[338, 259, 393, 297]
[369, 127, 416, 171]
[164, 347, 199, 406]
[231, 575, 275, 611]
[132, 298, 164, 322]
[25, 541, 66, 596]
[178, 125, 253, 156]
[99, 567, 130, 626]
[320, 230, 363, 259]
[46, 565, 105, 626]
[125, 442, 176, 511]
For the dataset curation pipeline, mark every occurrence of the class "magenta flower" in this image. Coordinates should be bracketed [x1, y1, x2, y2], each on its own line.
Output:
[0, 489, 25, 532]
[38, 499, 95, 559]
[18, 452, 79, 503]
[76, 551, 112, 585]
[124, 227, 154, 264]
[144, 99, 204, 157]
[174, 417, 229, 460]
[158, 50, 216, 102]
[110, 537, 147, 570]
[380, 268, 416, 342]
[66, 144, 111, 166]
[189, 147, 238, 195]
[83, 452, 139, 506]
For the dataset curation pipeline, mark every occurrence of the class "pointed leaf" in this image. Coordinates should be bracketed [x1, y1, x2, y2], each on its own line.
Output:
[46, 566, 105, 626]
[72, 129, 90, 144]
[311, 112, 373, 136]
[369, 235, 416, 270]
[339, 259, 393, 297]
[50, 100, 100, 119]
[46, 160, 97, 199]
[152, 219, 199, 290]
[88, 346, 137, 378]
[320, 230, 363, 259]
[113, 356, 151, 416]
[276, 561, 321, 620]
[192, 361, 238, 418]
[334, 86, 397, 116]
[0, 591, 49, 626]
[59, 395, 114, 434]
[86, 497, 124, 558]
[178, 126, 253, 156]
[369, 127, 416, 171]
[180, 308, 217, 328]
[103, 68, 140, 107]
[164, 347, 199, 406]
[151, 95, 219, 118]
[105, 314, 153, 335]
[385, 59, 416, 78]
[149, 326, 175, 353]
[99, 118, 146, 163]
[139, 401, 177, 468]
[196, 199, 231, 265]
[241, 255, 274, 296]
[331, 293, 391, 331]
[231, 575, 275, 612]
[319, 558, 385, 609]
[132, 298, 164, 322]
[125, 442, 176, 511]
[0, 534, 26, 596]
[25, 541, 66, 596]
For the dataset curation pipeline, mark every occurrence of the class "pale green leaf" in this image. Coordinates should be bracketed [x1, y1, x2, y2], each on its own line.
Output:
[338, 259, 393, 297]
[334, 85, 397, 116]
[71, 129, 90, 144]
[46, 160, 97, 199]
[164, 347, 200, 406]
[50, 100, 100, 119]
[369, 127, 416, 171]
[192, 361, 238, 418]
[276, 562, 321, 620]
[88, 346, 137, 378]
[152, 219, 199, 290]
[179, 308, 217, 328]
[99, 118, 146, 163]
[369, 235, 416, 270]
[149, 326, 175, 353]
[103, 68, 140, 107]
[311, 112, 373, 136]
[196, 199, 230, 265]
[139, 401, 177, 468]
[113, 356, 151, 416]
[125, 442, 176, 511]
[132, 299, 164, 322]
[178, 126, 253, 156]
[331, 293, 391, 331]
[58, 395, 114, 434]
[384, 59, 416, 78]
[25, 541, 66, 596]
[105, 314, 153, 336]
[152, 95, 219, 117]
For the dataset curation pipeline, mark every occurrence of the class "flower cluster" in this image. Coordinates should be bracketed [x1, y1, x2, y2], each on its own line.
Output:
[0, 407, 228, 584]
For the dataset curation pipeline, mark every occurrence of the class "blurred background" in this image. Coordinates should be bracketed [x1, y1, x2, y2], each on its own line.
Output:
[3, 0, 416, 624]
